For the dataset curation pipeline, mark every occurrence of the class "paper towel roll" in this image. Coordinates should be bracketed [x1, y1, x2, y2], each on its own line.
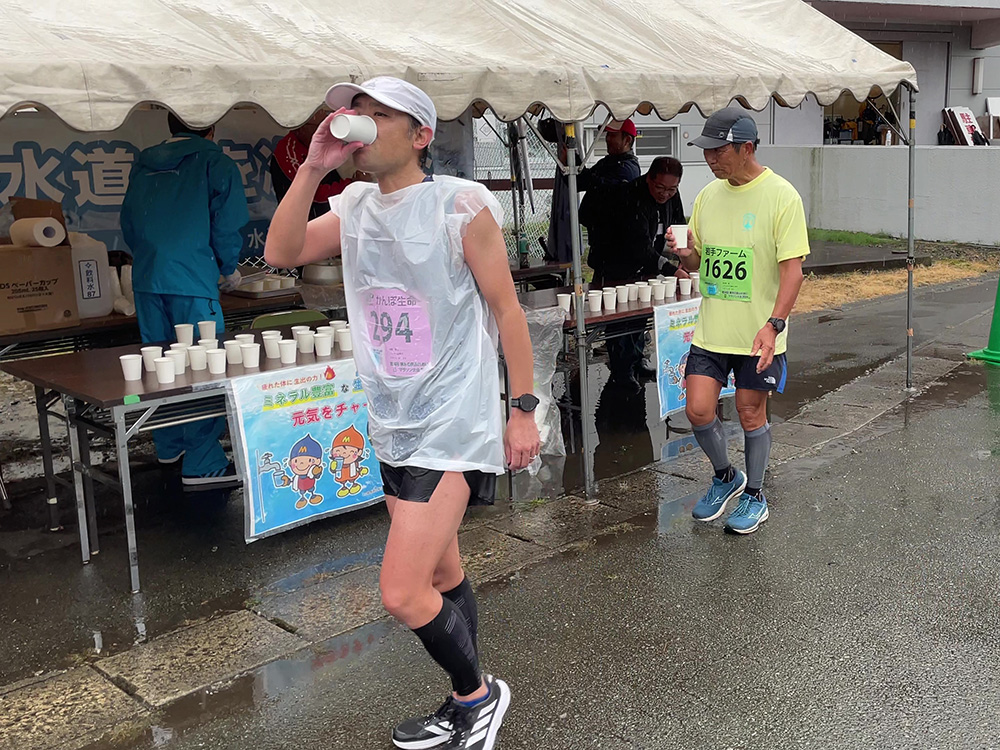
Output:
[9, 217, 66, 247]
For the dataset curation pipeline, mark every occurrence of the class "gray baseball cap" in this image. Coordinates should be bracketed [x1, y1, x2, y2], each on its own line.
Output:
[688, 107, 759, 149]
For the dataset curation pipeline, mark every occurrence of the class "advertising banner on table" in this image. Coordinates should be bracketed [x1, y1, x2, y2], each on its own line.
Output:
[654, 298, 735, 420]
[230, 360, 384, 541]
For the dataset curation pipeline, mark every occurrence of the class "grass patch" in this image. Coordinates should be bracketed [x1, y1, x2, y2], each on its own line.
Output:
[793, 259, 996, 314]
[808, 228, 902, 247]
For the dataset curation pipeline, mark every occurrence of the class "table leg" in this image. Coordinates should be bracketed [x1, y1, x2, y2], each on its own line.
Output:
[113, 406, 141, 593]
[35, 386, 61, 531]
[77, 414, 100, 555]
[63, 396, 91, 564]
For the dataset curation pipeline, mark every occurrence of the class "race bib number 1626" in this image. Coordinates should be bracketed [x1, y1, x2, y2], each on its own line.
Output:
[700, 245, 753, 302]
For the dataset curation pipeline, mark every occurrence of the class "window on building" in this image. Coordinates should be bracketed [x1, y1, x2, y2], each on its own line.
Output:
[584, 123, 679, 166]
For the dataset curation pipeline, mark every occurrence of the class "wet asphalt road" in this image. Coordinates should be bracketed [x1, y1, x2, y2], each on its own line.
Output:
[108, 362, 1000, 750]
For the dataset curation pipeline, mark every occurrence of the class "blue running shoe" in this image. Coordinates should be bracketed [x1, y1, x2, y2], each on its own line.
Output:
[725, 492, 769, 534]
[692, 470, 747, 522]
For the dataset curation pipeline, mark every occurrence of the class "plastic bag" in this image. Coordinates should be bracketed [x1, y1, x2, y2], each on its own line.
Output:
[521, 304, 567, 458]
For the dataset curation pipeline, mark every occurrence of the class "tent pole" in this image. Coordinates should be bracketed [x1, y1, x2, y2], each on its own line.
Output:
[565, 123, 596, 500]
[906, 85, 916, 391]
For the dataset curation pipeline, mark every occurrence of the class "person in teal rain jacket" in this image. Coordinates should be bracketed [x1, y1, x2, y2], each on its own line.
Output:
[121, 113, 249, 490]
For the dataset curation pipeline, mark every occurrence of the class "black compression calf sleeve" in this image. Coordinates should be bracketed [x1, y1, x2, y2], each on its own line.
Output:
[442, 577, 479, 657]
[412, 597, 482, 696]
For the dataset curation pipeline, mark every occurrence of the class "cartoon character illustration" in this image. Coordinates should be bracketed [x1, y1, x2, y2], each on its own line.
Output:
[663, 352, 690, 402]
[329, 425, 370, 498]
[274, 433, 324, 510]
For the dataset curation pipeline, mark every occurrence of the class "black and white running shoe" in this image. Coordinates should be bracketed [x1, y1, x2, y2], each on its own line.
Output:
[448, 675, 511, 750]
[392, 697, 458, 749]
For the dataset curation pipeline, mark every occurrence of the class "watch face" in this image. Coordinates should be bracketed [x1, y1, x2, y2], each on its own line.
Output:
[517, 394, 540, 411]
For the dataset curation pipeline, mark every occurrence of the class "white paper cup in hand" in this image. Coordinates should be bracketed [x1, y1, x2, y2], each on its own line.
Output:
[296, 330, 315, 354]
[120, 354, 143, 381]
[671, 224, 689, 249]
[616, 286, 628, 304]
[330, 114, 377, 145]
[664, 277, 678, 297]
[187, 345, 207, 371]
[154, 357, 176, 384]
[235, 333, 256, 345]
[556, 293, 571, 312]
[199, 338, 218, 351]
[140, 346, 162, 372]
[223, 339, 243, 364]
[174, 323, 194, 346]
[638, 285, 652, 302]
[627, 284, 639, 301]
[166, 349, 186, 375]
[679, 278, 692, 296]
[240, 343, 261, 368]
[314, 332, 333, 357]
[279, 339, 298, 364]
[602, 290, 617, 311]
[197, 320, 216, 340]
[336, 329, 354, 352]
[652, 282, 666, 301]
[207, 348, 227, 374]
[263, 337, 282, 359]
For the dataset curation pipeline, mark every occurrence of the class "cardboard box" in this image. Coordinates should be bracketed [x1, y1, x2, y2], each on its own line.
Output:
[0, 198, 79, 336]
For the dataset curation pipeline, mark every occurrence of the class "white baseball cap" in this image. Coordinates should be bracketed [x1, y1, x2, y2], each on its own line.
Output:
[325, 77, 437, 143]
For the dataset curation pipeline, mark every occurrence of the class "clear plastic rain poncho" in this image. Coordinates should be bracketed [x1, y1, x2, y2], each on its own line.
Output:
[331, 176, 506, 475]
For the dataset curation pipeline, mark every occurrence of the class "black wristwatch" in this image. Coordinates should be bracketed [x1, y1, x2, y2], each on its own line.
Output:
[767, 317, 786, 334]
[511, 394, 539, 413]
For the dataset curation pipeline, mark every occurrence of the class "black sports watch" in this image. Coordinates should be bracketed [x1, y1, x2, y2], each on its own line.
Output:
[767, 317, 786, 334]
[511, 394, 539, 413]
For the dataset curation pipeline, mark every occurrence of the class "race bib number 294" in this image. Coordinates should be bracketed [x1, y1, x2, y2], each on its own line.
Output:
[364, 290, 433, 377]
[700, 245, 753, 302]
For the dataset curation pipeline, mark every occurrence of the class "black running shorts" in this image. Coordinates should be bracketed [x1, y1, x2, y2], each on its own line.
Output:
[686, 344, 788, 393]
[379, 463, 497, 506]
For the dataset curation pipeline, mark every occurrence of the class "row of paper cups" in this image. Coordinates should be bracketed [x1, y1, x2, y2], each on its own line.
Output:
[556, 274, 699, 313]
[119, 321, 354, 383]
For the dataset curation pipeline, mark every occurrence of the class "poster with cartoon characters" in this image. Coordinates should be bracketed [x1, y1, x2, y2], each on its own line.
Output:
[229, 359, 384, 541]
[654, 299, 735, 420]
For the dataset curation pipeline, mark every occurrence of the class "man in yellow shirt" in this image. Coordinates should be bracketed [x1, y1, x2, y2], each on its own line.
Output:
[669, 108, 809, 535]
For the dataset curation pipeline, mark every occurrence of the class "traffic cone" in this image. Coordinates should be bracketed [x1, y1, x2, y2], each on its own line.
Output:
[968, 280, 1000, 365]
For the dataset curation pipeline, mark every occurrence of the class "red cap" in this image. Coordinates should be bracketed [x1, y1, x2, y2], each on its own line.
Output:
[607, 119, 637, 138]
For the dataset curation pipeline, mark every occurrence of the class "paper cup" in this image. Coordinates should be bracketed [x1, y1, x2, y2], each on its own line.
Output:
[263, 336, 282, 359]
[166, 349, 186, 375]
[616, 286, 628, 304]
[329, 320, 349, 332]
[154, 357, 176, 384]
[651, 282, 666, 301]
[330, 114, 378, 145]
[291, 325, 311, 335]
[261, 330, 281, 339]
[279, 339, 298, 364]
[174, 323, 194, 346]
[336, 329, 353, 352]
[587, 293, 602, 313]
[638, 285, 652, 302]
[689, 272, 701, 295]
[671, 224, 689, 249]
[627, 284, 639, 301]
[636, 281, 649, 287]
[207, 349, 227, 375]
[602, 290, 617, 311]
[197, 320, 216, 340]
[295, 330, 315, 354]
[223, 339, 243, 364]
[314, 332, 333, 357]
[235, 333, 256, 345]
[169, 342, 190, 366]
[264, 277, 281, 291]
[556, 293, 571, 312]
[140, 345, 162, 373]
[240, 343, 261, 368]
[244, 281, 264, 292]
[187, 345, 207, 371]
[120, 354, 143, 381]
[663, 277, 678, 297]
[678, 278, 692, 296]
[198, 338, 218, 351]
[279, 276, 296, 290]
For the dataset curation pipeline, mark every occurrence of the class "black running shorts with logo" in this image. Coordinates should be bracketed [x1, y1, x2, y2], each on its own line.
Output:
[379, 463, 497, 506]
[686, 344, 788, 393]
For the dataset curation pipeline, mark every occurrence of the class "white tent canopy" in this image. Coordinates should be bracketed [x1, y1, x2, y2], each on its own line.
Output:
[0, 0, 917, 132]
